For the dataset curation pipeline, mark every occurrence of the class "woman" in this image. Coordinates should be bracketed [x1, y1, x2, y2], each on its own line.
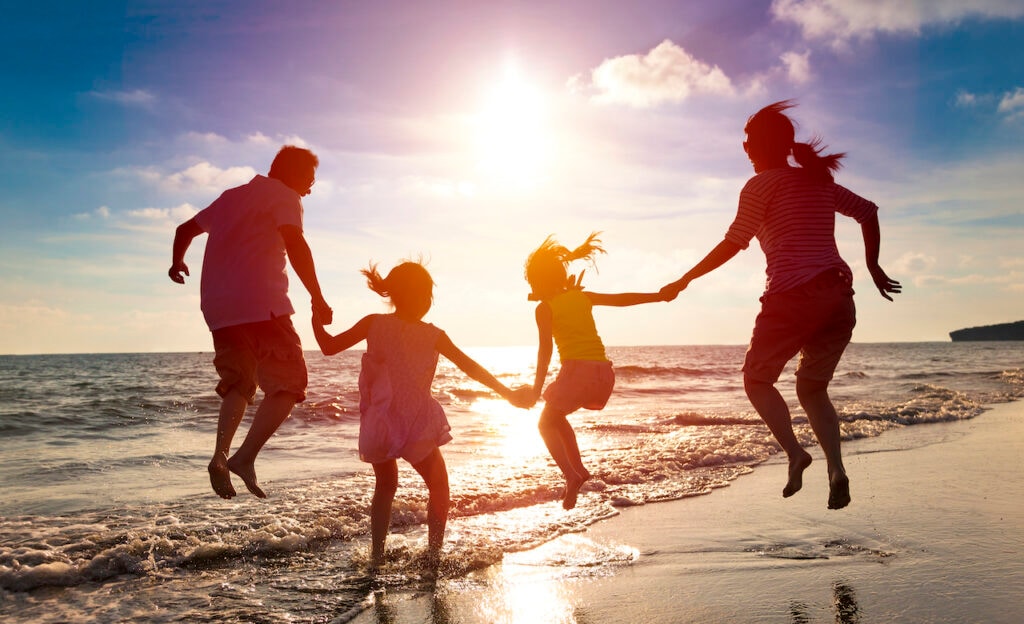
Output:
[662, 101, 901, 509]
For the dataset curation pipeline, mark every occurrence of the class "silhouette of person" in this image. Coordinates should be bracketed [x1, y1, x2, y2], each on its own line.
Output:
[169, 145, 333, 500]
[661, 101, 900, 509]
[524, 233, 670, 509]
[312, 261, 533, 568]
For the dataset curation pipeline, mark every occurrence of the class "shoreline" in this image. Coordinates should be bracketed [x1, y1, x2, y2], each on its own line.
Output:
[349, 400, 1024, 623]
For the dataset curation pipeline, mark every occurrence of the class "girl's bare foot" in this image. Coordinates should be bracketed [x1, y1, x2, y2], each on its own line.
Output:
[783, 451, 813, 498]
[226, 455, 267, 498]
[828, 472, 851, 510]
[208, 453, 236, 499]
[562, 470, 591, 510]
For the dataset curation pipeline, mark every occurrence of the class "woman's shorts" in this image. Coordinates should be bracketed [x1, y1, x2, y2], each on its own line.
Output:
[542, 359, 615, 414]
[211, 316, 308, 404]
[743, 268, 856, 384]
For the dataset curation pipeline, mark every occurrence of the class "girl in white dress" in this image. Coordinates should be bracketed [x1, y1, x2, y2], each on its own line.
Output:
[313, 261, 532, 568]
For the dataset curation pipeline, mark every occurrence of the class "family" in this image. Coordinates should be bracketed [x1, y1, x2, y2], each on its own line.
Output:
[169, 101, 901, 567]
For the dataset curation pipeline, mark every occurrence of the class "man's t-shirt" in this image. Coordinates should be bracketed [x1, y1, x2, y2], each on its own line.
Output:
[194, 175, 303, 330]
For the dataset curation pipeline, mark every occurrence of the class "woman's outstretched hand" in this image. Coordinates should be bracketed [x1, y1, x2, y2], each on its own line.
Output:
[659, 279, 687, 301]
[868, 265, 902, 301]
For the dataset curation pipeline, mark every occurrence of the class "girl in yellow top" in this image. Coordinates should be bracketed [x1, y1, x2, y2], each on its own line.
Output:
[524, 233, 669, 509]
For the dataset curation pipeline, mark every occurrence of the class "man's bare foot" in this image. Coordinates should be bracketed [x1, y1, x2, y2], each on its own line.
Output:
[226, 455, 267, 498]
[828, 472, 851, 510]
[562, 470, 591, 510]
[208, 454, 236, 499]
[782, 451, 813, 498]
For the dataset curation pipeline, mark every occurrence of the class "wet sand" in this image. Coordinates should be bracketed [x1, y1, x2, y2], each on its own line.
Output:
[348, 401, 1024, 623]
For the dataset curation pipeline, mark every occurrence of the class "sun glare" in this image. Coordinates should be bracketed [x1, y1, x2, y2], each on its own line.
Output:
[474, 63, 553, 189]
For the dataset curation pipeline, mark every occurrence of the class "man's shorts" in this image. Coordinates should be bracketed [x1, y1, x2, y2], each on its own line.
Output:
[742, 268, 857, 384]
[542, 359, 615, 414]
[211, 316, 308, 404]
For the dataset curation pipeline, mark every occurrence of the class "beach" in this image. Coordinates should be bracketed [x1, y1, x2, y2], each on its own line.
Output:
[350, 400, 1024, 623]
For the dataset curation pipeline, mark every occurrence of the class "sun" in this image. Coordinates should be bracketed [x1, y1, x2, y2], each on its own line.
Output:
[474, 63, 553, 189]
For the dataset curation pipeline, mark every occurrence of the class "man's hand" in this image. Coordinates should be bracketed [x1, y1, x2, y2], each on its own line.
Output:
[168, 262, 190, 284]
[312, 299, 333, 325]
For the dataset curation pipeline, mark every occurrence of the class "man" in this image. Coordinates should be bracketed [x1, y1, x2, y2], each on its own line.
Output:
[169, 145, 333, 499]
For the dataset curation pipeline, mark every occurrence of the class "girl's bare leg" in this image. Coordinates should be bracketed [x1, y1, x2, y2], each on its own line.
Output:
[538, 407, 590, 509]
[370, 460, 399, 568]
[412, 448, 450, 560]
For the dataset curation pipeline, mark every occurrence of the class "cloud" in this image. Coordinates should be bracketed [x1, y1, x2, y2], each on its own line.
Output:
[133, 161, 257, 195]
[997, 87, 1024, 119]
[72, 206, 111, 220]
[954, 90, 978, 108]
[771, 0, 1024, 44]
[892, 251, 937, 275]
[577, 40, 736, 108]
[780, 50, 812, 84]
[88, 88, 157, 107]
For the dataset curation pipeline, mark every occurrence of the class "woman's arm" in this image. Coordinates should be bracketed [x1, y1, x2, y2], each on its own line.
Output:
[660, 239, 743, 298]
[860, 213, 902, 301]
[313, 314, 373, 356]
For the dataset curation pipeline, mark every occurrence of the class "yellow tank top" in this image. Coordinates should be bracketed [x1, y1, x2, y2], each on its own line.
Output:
[548, 289, 608, 362]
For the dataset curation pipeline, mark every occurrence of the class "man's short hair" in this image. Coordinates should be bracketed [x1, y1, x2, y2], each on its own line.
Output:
[268, 146, 319, 180]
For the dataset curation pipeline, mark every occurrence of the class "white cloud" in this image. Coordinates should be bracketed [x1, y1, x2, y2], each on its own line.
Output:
[997, 87, 1024, 118]
[954, 90, 978, 107]
[771, 0, 1024, 44]
[780, 50, 812, 84]
[132, 161, 257, 195]
[72, 205, 111, 220]
[892, 251, 937, 275]
[88, 88, 157, 107]
[580, 39, 736, 108]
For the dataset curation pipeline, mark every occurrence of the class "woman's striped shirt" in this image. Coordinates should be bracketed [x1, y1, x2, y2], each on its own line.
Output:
[724, 166, 878, 295]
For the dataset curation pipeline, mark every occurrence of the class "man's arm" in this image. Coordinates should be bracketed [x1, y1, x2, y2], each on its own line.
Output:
[860, 213, 902, 301]
[279, 224, 333, 324]
[169, 217, 203, 283]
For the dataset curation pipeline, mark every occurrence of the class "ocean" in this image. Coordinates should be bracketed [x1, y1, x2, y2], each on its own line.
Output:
[1, 342, 1022, 622]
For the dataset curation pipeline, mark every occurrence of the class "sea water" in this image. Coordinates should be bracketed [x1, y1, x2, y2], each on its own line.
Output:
[1, 342, 1021, 622]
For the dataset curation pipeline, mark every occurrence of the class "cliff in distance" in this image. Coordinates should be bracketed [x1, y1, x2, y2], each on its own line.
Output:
[949, 320, 1024, 341]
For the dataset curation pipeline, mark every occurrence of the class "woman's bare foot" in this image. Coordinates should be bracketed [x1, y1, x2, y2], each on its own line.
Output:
[208, 453, 236, 499]
[226, 455, 267, 498]
[828, 472, 851, 510]
[782, 450, 813, 498]
[562, 470, 591, 510]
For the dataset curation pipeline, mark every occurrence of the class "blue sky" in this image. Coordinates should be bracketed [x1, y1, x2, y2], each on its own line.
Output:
[1, 0, 1022, 354]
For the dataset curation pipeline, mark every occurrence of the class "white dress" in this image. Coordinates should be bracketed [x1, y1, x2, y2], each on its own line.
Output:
[358, 314, 452, 464]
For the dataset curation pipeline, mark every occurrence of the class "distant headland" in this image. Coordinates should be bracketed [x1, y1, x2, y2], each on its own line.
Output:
[949, 320, 1024, 341]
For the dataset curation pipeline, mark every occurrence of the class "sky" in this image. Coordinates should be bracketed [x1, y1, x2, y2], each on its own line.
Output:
[1, 0, 1023, 355]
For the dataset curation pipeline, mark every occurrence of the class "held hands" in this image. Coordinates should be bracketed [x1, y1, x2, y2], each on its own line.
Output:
[868, 265, 902, 301]
[507, 385, 538, 409]
[168, 262, 189, 284]
[311, 299, 334, 326]
[659, 278, 689, 302]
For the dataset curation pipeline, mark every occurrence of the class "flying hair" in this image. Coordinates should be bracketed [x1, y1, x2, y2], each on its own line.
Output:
[746, 100, 846, 182]
[525, 232, 605, 300]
